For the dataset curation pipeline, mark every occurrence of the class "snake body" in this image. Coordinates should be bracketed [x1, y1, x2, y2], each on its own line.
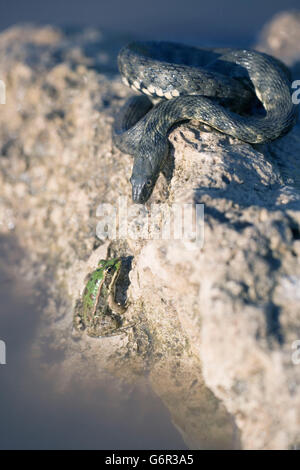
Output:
[113, 41, 298, 203]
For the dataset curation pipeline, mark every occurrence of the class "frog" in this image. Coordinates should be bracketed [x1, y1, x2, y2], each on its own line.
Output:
[73, 257, 131, 338]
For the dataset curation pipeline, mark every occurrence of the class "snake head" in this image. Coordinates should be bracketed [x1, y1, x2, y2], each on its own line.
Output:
[130, 132, 169, 203]
[130, 156, 159, 204]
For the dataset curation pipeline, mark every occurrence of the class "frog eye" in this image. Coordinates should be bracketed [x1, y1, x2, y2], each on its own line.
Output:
[146, 179, 152, 187]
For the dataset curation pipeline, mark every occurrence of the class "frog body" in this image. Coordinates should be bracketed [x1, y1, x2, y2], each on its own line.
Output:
[74, 258, 131, 338]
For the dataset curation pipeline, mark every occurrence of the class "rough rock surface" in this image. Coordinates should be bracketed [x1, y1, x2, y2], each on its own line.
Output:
[0, 14, 299, 449]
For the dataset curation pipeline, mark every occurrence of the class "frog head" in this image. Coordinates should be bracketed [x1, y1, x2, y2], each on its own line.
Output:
[98, 258, 121, 273]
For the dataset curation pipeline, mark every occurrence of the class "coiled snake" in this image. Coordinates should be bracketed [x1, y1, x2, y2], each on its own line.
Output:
[113, 41, 298, 203]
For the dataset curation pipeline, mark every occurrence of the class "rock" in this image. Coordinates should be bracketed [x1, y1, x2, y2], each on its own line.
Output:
[256, 10, 300, 70]
[0, 13, 300, 450]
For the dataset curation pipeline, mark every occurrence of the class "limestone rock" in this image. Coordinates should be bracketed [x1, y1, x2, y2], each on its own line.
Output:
[0, 13, 300, 449]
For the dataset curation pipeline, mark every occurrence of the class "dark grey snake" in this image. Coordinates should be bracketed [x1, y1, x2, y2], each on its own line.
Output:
[113, 41, 298, 204]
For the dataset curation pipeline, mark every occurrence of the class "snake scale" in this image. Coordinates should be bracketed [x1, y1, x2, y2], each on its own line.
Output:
[113, 41, 298, 203]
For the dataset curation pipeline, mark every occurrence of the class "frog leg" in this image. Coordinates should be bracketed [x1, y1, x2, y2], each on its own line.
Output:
[97, 321, 137, 338]
[73, 298, 84, 331]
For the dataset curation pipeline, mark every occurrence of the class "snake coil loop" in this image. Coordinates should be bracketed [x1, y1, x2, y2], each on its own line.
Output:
[113, 41, 298, 203]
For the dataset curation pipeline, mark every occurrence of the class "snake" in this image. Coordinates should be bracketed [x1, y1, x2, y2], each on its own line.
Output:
[112, 41, 298, 204]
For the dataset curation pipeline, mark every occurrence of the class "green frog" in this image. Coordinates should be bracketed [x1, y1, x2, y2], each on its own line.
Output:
[73, 258, 131, 338]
